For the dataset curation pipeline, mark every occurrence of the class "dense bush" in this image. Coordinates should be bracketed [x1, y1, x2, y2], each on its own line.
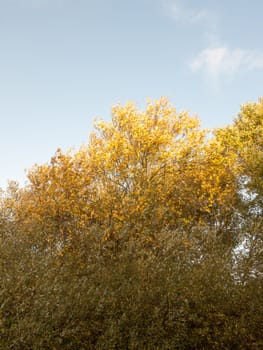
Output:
[0, 224, 262, 349]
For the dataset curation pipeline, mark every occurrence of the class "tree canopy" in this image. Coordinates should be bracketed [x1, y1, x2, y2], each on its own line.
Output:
[0, 97, 262, 349]
[9, 98, 240, 250]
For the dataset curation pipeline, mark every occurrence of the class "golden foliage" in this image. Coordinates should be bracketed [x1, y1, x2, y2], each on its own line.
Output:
[9, 98, 239, 248]
[215, 98, 263, 199]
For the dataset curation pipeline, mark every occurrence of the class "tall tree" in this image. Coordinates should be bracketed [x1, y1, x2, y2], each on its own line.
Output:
[9, 98, 239, 251]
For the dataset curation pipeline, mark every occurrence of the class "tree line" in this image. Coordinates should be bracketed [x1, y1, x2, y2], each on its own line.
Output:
[0, 97, 262, 349]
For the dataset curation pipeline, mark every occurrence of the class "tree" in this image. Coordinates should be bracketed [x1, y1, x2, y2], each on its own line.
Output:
[9, 98, 239, 252]
[1, 97, 263, 349]
[215, 98, 263, 211]
[215, 98, 263, 287]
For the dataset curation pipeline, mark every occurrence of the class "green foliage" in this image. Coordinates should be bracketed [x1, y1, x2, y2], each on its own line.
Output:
[1, 225, 262, 349]
[215, 97, 263, 210]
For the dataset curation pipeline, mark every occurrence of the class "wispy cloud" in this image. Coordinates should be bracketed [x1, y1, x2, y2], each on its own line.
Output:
[161, 0, 217, 30]
[191, 47, 263, 82]
[159, 0, 263, 88]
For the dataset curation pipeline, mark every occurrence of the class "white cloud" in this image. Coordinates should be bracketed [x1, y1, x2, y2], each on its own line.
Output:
[162, 0, 217, 29]
[159, 1, 263, 86]
[191, 47, 263, 81]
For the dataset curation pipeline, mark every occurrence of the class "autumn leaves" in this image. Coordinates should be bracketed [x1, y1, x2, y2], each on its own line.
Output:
[5, 96, 258, 253]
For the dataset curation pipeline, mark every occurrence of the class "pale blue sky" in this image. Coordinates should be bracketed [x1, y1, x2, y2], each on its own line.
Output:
[1, 0, 263, 188]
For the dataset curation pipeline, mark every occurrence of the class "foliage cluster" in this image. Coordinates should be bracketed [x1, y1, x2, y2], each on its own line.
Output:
[0, 98, 262, 349]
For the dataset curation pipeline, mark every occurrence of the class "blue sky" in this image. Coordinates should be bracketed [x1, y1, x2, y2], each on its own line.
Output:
[1, 0, 263, 188]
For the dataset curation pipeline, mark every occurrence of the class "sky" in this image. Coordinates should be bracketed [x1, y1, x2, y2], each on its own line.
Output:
[0, 0, 263, 188]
